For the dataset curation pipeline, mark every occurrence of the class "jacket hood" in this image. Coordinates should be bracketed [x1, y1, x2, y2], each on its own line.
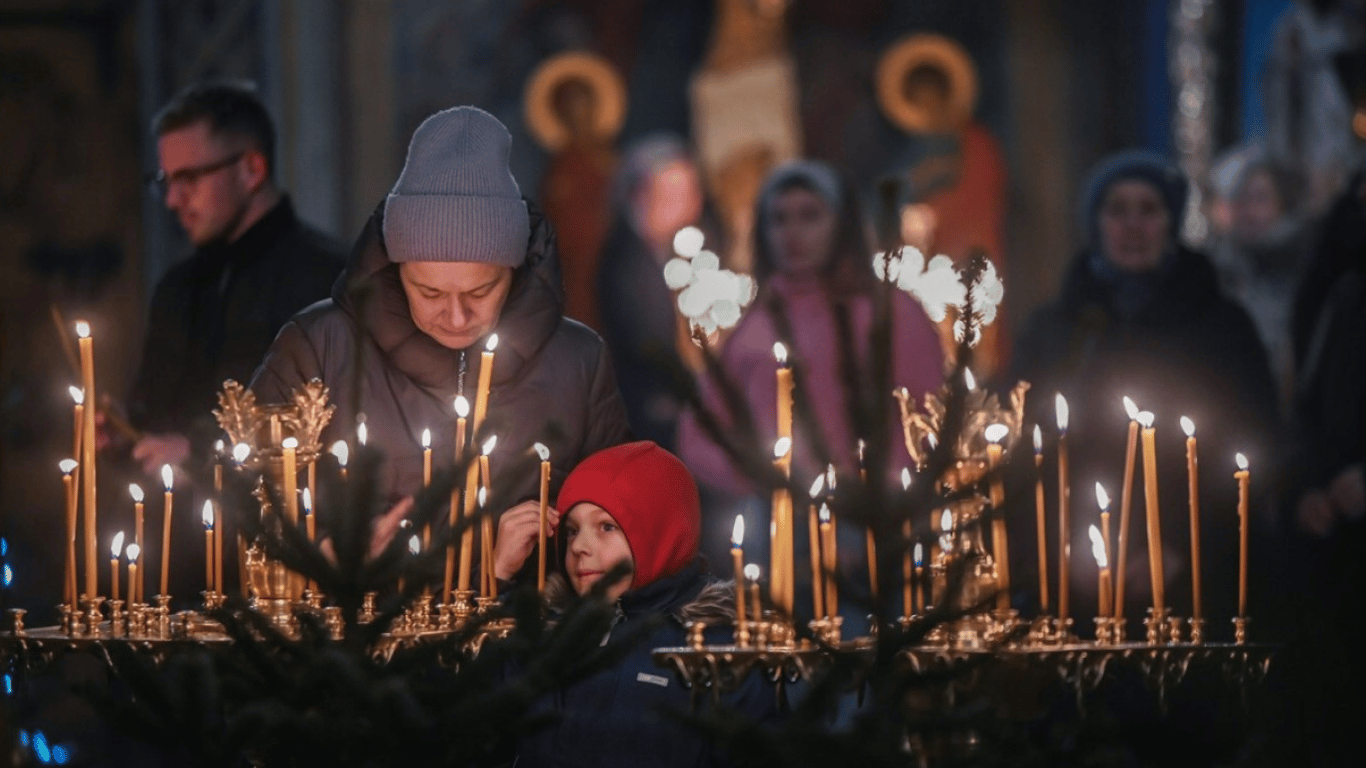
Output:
[333, 198, 565, 392]
[1057, 244, 1224, 327]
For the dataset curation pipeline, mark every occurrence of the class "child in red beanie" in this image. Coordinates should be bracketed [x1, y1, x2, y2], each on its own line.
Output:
[495, 440, 777, 768]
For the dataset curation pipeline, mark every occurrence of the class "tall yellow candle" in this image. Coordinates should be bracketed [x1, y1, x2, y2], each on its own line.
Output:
[126, 545, 140, 611]
[110, 531, 124, 603]
[61, 461, 79, 607]
[535, 442, 551, 592]
[807, 476, 825, 619]
[1138, 411, 1165, 613]
[1090, 525, 1112, 618]
[160, 464, 174, 597]
[770, 437, 793, 615]
[819, 504, 838, 618]
[461, 337, 498, 594]
[281, 438, 301, 599]
[302, 488, 315, 594]
[1181, 416, 1202, 620]
[1115, 396, 1140, 620]
[903, 522, 913, 618]
[1055, 394, 1071, 622]
[731, 516, 748, 645]
[69, 386, 84, 476]
[213, 441, 224, 598]
[1033, 426, 1049, 614]
[446, 396, 468, 603]
[1235, 453, 1250, 617]
[913, 543, 925, 615]
[421, 428, 433, 548]
[75, 322, 98, 599]
[745, 564, 762, 624]
[479, 435, 497, 597]
[129, 484, 145, 604]
[985, 423, 1010, 609]
[202, 501, 215, 592]
[774, 342, 793, 441]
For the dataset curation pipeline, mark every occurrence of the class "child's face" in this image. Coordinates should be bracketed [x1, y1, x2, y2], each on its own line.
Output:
[564, 503, 634, 601]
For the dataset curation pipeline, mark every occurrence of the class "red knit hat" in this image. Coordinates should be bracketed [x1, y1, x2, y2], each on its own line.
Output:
[556, 441, 701, 590]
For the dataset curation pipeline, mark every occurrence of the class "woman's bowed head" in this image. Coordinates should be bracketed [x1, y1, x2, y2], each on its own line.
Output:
[496, 441, 701, 601]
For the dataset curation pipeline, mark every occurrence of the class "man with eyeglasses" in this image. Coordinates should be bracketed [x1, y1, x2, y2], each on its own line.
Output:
[123, 81, 345, 477]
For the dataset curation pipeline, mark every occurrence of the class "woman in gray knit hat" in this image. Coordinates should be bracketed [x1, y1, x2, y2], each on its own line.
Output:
[251, 106, 630, 559]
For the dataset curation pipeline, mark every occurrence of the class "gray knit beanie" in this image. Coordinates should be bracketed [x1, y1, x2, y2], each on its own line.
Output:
[384, 106, 529, 266]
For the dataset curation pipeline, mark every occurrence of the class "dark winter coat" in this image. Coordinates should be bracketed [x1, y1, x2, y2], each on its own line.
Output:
[1011, 246, 1278, 621]
[511, 562, 779, 768]
[250, 200, 631, 505]
[128, 196, 345, 445]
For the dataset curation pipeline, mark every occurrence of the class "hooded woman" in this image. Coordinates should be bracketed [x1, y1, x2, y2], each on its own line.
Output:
[1011, 149, 1277, 622]
[251, 106, 630, 532]
[495, 440, 778, 767]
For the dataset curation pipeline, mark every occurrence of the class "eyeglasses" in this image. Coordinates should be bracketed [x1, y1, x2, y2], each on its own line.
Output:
[146, 152, 244, 197]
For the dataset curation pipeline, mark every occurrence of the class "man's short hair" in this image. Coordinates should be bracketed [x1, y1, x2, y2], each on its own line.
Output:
[154, 80, 276, 176]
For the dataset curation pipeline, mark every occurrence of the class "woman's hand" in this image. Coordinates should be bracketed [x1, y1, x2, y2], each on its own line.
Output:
[492, 500, 560, 581]
[369, 497, 415, 560]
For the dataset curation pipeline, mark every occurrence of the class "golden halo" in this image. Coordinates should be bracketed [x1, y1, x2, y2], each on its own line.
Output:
[875, 34, 978, 134]
[524, 51, 627, 152]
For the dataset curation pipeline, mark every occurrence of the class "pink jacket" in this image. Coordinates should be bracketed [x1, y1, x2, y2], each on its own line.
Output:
[678, 273, 945, 494]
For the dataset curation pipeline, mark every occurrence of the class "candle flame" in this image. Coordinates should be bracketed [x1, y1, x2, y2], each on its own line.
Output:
[421, 429, 431, 448]
[408, 535, 421, 555]
[1095, 482, 1110, 510]
[481, 435, 498, 455]
[1123, 396, 1139, 420]
[825, 464, 837, 490]
[534, 442, 550, 462]
[744, 563, 760, 581]
[940, 509, 953, 532]
[454, 395, 470, 418]
[773, 437, 791, 459]
[233, 443, 251, 463]
[128, 483, 143, 503]
[1033, 424, 1043, 453]
[59, 459, 78, 475]
[74, 321, 90, 338]
[126, 543, 140, 562]
[985, 423, 1009, 444]
[1055, 393, 1070, 432]
[901, 467, 912, 490]
[357, 421, 368, 446]
[282, 437, 299, 450]
[1236, 452, 1249, 471]
[1137, 411, 1155, 429]
[809, 475, 825, 498]
[772, 342, 787, 365]
[731, 515, 745, 547]
[1180, 416, 1195, 438]
[301, 488, 312, 514]
[964, 368, 977, 391]
[161, 464, 174, 490]
[330, 440, 349, 467]
[68, 386, 84, 405]
[485, 333, 499, 352]
[477, 486, 487, 507]
[1089, 525, 1108, 568]
[857, 439, 866, 461]
[111, 531, 125, 558]
[926, 433, 939, 450]
[818, 503, 831, 524]
[913, 542, 924, 567]
[202, 500, 214, 528]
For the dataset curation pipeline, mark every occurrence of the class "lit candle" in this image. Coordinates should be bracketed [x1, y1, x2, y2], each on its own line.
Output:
[1055, 394, 1071, 623]
[212, 441, 224, 597]
[1181, 416, 1202, 621]
[913, 542, 925, 615]
[202, 500, 215, 593]
[129, 484, 144, 604]
[744, 564, 762, 624]
[807, 475, 825, 620]
[302, 488, 314, 594]
[903, 520, 913, 619]
[281, 438, 300, 599]
[774, 342, 793, 441]
[964, 367, 977, 391]
[819, 504, 837, 619]
[479, 435, 498, 597]
[731, 515, 748, 645]
[770, 437, 793, 615]
[463, 334, 498, 594]
[233, 443, 251, 466]
[160, 464, 174, 597]
[867, 466, 880, 603]
[330, 440, 349, 482]
[233, 443, 252, 593]
[110, 531, 124, 603]
[126, 544, 140, 610]
[1235, 453, 1249, 618]
[1137, 411, 1164, 614]
[357, 421, 368, 447]
[534, 442, 551, 592]
[1115, 397, 1140, 620]
[1096, 483, 1112, 577]
[213, 439, 224, 498]
[985, 423, 1010, 610]
[1090, 525, 1111, 618]
[1033, 426, 1049, 613]
[477, 487, 491, 597]
[420, 428, 433, 548]
[61, 460, 79, 607]
[447, 395, 469, 603]
[69, 386, 84, 472]
[75, 321, 98, 599]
